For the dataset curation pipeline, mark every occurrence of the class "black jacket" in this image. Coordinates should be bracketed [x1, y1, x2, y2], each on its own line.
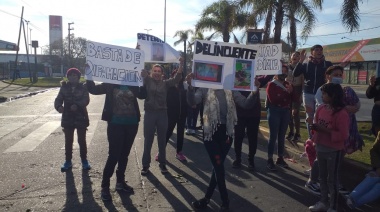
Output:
[86, 80, 147, 122]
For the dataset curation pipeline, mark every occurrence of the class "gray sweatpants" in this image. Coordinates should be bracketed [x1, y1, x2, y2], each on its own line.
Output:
[142, 110, 168, 167]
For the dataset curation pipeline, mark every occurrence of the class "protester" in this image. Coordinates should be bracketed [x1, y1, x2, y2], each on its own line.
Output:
[286, 51, 303, 142]
[54, 68, 90, 172]
[186, 72, 259, 211]
[346, 131, 380, 209]
[266, 64, 295, 170]
[308, 83, 349, 212]
[86, 72, 147, 201]
[293, 45, 334, 138]
[305, 65, 363, 195]
[366, 75, 380, 137]
[165, 69, 187, 161]
[186, 88, 200, 135]
[140, 60, 183, 175]
[232, 75, 272, 170]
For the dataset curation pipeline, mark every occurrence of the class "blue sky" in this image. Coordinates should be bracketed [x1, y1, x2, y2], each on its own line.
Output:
[1, 0, 380, 54]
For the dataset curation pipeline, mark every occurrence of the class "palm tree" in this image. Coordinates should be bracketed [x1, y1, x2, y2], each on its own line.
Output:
[173, 29, 194, 74]
[239, 0, 319, 47]
[195, 0, 251, 43]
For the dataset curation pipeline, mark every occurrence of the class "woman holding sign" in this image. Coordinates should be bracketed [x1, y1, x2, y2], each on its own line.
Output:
[140, 59, 183, 175]
[186, 72, 259, 211]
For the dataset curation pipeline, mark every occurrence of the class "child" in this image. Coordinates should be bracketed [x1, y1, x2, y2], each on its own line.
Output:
[308, 83, 349, 212]
[54, 68, 91, 172]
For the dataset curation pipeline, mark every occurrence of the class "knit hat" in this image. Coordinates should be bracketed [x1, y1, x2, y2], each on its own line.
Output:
[66, 68, 81, 78]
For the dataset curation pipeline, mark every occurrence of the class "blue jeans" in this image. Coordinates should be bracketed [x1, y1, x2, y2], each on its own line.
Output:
[350, 174, 380, 207]
[303, 92, 316, 138]
[186, 104, 200, 130]
[267, 106, 290, 159]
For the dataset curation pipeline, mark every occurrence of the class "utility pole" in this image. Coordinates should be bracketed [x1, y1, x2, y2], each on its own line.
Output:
[68, 22, 74, 67]
[144, 29, 152, 34]
[164, 0, 166, 42]
[25, 20, 30, 54]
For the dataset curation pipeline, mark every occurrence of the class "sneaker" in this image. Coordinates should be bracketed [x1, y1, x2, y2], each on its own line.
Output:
[61, 161, 72, 172]
[232, 159, 241, 168]
[115, 181, 134, 193]
[305, 181, 321, 196]
[101, 187, 112, 201]
[338, 185, 350, 195]
[159, 164, 168, 173]
[345, 195, 355, 209]
[286, 132, 294, 141]
[190, 129, 196, 134]
[309, 201, 328, 211]
[303, 168, 311, 175]
[82, 160, 91, 170]
[292, 133, 301, 142]
[176, 152, 187, 161]
[276, 157, 289, 168]
[185, 129, 191, 135]
[155, 153, 159, 161]
[267, 158, 276, 171]
[141, 167, 150, 175]
[248, 160, 255, 170]
[192, 197, 210, 209]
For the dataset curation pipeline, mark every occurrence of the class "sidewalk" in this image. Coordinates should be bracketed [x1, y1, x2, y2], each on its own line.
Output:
[0, 80, 56, 102]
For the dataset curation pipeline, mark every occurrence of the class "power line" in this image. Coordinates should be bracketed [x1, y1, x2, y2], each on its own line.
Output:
[299, 25, 380, 38]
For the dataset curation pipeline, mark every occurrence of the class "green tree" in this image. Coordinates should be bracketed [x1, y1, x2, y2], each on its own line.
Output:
[195, 0, 251, 42]
[239, 0, 318, 51]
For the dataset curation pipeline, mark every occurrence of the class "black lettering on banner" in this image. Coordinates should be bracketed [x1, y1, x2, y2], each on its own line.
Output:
[86, 61, 142, 83]
[137, 33, 165, 43]
[256, 44, 280, 71]
[195, 41, 257, 59]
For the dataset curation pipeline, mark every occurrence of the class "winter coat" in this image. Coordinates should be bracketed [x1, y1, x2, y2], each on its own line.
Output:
[54, 81, 90, 128]
[85, 80, 146, 123]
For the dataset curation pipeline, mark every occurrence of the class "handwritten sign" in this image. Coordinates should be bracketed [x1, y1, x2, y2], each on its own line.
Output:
[192, 40, 282, 90]
[85, 40, 145, 86]
[137, 33, 180, 63]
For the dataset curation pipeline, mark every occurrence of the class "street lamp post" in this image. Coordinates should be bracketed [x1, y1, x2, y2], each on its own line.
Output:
[164, 0, 166, 42]
[25, 20, 30, 54]
[68, 22, 74, 67]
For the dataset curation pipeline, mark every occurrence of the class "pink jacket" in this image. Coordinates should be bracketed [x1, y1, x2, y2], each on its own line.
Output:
[312, 105, 350, 150]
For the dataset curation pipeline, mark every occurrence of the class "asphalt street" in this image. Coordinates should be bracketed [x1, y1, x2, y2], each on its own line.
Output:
[0, 81, 378, 211]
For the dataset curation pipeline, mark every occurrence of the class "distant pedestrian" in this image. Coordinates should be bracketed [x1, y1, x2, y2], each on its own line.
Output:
[15, 69, 21, 79]
[54, 68, 90, 172]
[86, 73, 147, 201]
[186, 72, 259, 211]
[308, 83, 349, 212]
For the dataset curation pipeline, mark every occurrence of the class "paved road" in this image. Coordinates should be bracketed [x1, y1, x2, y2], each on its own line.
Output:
[0, 81, 378, 211]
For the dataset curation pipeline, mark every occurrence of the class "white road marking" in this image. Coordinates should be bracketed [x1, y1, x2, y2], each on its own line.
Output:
[4, 121, 61, 153]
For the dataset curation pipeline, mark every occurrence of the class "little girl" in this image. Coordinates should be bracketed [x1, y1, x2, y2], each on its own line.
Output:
[308, 83, 349, 212]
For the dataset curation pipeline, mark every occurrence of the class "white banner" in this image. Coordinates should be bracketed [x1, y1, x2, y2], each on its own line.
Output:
[85, 40, 145, 86]
[192, 40, 282, 91]
[137, 33, 180, 63]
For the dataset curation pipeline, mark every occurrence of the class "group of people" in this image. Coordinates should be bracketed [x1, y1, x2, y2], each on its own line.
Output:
[53, 44, 380, 211]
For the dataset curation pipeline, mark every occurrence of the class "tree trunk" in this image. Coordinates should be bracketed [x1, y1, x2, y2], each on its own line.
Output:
[262, 7, 273, 44]
[273, 0, 284, 43]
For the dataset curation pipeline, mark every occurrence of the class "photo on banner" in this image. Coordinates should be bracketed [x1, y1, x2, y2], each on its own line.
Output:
[191, 40, 282, 91]
[137, 33, 179, 63]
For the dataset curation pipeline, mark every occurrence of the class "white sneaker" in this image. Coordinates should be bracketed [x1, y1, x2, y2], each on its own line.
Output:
[185, 129, 191, 135]
[309, 201, 328, 211]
